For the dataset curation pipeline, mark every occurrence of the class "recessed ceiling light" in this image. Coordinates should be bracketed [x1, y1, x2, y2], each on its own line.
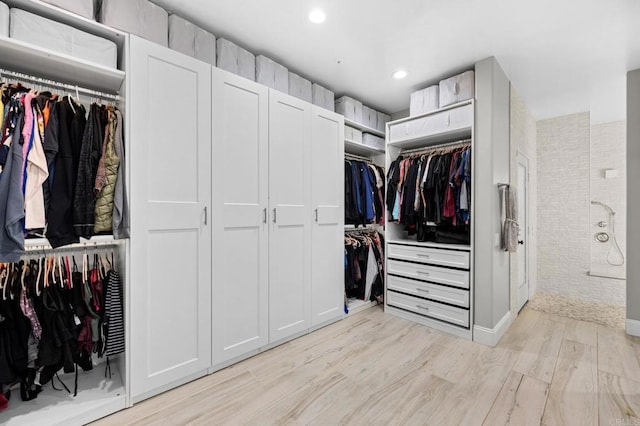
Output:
[309, 9, 326, 24]
[393, 70, 408, 79]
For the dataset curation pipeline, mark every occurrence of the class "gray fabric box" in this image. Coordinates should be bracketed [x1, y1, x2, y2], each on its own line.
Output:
[410, 85, 439, 116]
[169, 14, 216, 65]
[217, 38, 255, 81]
[312, 83, 334, 111]
[256, 55, 288, 92]
[335, 96, 363, 123]
[194, 27, 216, 66]
[10, 8, 117, 68]
[377, 111, 390, 132]
[362, 106, 377, 129]
[0, 2, 8, 37]
[345, 125, 362, 143]
[42, 0, 94, 20]
[363, 133, 384, 151]
[288, 72, 312, 103]
[439, 71, 475, 107]
[100, 0, 168, 47]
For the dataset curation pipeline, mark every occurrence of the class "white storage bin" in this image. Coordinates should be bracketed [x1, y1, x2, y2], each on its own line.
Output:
[288, 72, 312, 103]
[439, 71, 475, 107]
[377, 111, 390, 132]
[100, 0, 168, 47]
[312, 83, 334, 111]
[410, 85, 439, 116]
[10, 8, 117, 68]
[0, 2, 8, 37]
[42, 0, 93, 20]
[362, 106, 377, 129]
[335, 96, 363, 124]
[345, 125, 362, 143]
[363, 133, 384, 151]
[217, 38, 255, 81]
[256, 55, 288, 92]
[168, 15, 216, 65]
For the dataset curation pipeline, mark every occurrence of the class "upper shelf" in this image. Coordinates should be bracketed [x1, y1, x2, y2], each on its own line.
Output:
[344, 118, 386, 138]
[3, 0, 126, 48]
[0, 36, 125, 93]
[344, 138, 384, 157]
[387, 100, 473, 149]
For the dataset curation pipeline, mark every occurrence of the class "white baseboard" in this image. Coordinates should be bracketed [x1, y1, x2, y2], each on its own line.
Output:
[626, 319, 640, 337]
[473, 311, 513, 347]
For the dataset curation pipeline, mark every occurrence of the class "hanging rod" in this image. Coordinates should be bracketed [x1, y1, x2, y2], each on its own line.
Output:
[345, 153, 374, 163]
[0, 68, 119, 101]
[400, 138, 471, 155]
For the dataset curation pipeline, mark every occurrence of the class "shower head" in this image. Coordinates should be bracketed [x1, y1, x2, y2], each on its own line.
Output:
[591, 200, 616, 215]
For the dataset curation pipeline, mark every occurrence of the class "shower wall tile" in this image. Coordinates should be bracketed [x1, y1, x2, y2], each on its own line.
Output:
[536, 113, 625, 306]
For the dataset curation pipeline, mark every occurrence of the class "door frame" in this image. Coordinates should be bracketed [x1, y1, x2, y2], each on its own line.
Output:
[516, 151, 530, 311]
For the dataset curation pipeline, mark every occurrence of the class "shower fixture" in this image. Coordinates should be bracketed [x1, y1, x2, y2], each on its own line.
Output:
[591, 200, 624, 266]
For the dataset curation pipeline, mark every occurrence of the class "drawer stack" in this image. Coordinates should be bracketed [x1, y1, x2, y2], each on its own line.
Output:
[386, 243, 471, 329]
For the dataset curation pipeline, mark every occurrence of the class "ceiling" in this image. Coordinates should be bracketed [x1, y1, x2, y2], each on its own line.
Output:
[153, 0, 640, 123]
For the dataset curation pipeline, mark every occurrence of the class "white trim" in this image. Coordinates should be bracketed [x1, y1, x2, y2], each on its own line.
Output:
[626, 319, 640, 337]
[473, 311, 513, 346]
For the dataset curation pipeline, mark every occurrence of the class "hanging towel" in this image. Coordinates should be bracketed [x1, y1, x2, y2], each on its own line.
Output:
[501, 184, 519, 252]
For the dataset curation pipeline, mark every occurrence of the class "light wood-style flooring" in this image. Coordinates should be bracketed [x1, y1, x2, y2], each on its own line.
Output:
[95, 306, 640, 425]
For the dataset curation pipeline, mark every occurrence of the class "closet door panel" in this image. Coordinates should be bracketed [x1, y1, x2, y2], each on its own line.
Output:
[269, 90, 312, 342]
[128, 36, 212, 400]
[311, 107, 344, 326]
[212, 68, 269, 364]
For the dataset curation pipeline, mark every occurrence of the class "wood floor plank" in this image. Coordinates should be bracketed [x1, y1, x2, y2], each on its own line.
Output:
[598, 325, 640, 383]
[542, 340, 598, 426]
[599, 371, 640, 425]
[564, 318, 598, 346]
[483, 371, 549, 426]
[499, 308, 542, 350]
[512, 316, 565, 383]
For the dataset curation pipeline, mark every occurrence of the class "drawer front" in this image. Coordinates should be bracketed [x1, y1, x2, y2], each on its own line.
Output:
[388, 259, 469, 289]
[387, 291, 469, 327]
[387, 275, 469, 308]
[388, 103, 473, 144]
[388, 244, 470, 269]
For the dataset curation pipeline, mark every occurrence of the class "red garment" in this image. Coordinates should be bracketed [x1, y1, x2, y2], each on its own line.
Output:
[442, 152, 459, 224]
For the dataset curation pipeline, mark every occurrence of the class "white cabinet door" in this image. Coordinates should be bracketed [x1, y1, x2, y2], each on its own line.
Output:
[128, 36, 211, 400]
[211, 68, 269, 364]
[311, 107, 344, 326]
[268, 90, 312, 342]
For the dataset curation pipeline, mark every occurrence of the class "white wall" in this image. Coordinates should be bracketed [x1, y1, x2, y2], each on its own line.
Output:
[509, 87, 537, 313]
[537, 113, 626, 306]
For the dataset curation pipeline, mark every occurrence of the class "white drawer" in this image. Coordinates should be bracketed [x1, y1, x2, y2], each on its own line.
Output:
[388, 103, 473, 144]
[388, 244, 469, 269]
[387, 276, 469, 308]
[387, 291, 469, 328]
[388, 259, 469, 289]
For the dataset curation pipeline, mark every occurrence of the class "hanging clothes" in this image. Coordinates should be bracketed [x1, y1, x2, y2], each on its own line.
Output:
[344, 230, 385, 303]
[94, 108, 119, 233]
[344, 159, 385, 226]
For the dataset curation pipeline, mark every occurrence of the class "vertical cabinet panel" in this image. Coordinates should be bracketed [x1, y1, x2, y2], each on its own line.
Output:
[128, 36, 211, 400]
[268, 91, 312, 342]
[212, 68, 269, 364]
[311, 107, 344, 326]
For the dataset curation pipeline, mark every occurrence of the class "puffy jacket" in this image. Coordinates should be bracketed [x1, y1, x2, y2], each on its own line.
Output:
[94, 109, 119, 233]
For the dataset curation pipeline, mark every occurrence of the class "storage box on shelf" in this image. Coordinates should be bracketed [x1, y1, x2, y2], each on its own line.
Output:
[312, 82, 334, 111]
[216, 37, 255, 81]
[0, 1, 8, 35]
[377, 111, 390, 132]
[41, 0, 93, 20]
[363, 133, 384, 151]
[410, 84, 439, 116]
[168, 14, 216, 65]
[256, 54, 288, 92]
[100, 0, 168, 46]
[288, 71, 312, 102]
[439, 70, 475, 107]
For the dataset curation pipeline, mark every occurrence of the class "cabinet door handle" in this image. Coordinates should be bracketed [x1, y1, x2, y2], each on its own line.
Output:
[416, 288, 430, 293]
[263, 208, 267, 224]
[417, 305, 430, 311]
[416, 253, 431, 258]
[203, 206, 208, 225]
[273, 208, 277, 223]
[314, 208, 318, 222]
[417, 271, 430, 276]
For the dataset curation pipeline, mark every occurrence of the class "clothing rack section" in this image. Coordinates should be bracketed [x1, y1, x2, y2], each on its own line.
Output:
[0, 242, 125, 415]
[0, 70, 129, 263]
[387, 139, 471, 245]
[345, 157, 386, 227]
[0, 69, 119, 101]
[344, 229, 385, 314]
